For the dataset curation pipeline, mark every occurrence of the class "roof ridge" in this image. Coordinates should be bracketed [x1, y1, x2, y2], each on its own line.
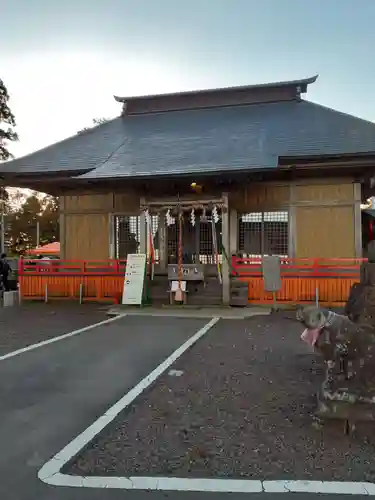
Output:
[115, 75, 318, 103]
[119, 98, 296, 118]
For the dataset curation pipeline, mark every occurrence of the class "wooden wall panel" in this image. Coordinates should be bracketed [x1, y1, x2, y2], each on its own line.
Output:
[295, 206, 355, 258]
[59, 181, 358, 261]
[62, 191, 140, 214]
[231, 184, 289, 211]
[65, 214, 109, 260]
[114, 193, 140, 213]
[64, 193, 113, 212]
[61, 190, 141, 259]
[294, 183, 354, 203]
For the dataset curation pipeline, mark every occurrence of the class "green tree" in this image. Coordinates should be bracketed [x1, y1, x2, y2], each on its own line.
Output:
[0, 186, 8, 208]
[38, 196, 59, 245]
[6, 194, 59, 254]
[0, 186, 11, 253]
[0, 78, 18, 161]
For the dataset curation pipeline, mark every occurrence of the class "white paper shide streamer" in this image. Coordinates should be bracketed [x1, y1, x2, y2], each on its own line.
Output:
[212, 205, 220, 223]
[190, 208, 195, 226]
[144, 209, 152, 227]
[165, 209, 175, 227]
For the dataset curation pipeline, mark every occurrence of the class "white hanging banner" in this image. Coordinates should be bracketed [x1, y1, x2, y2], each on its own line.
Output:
[122, 253, 147, 305]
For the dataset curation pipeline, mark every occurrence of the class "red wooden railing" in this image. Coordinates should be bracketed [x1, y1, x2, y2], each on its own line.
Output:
[231, 256, 365, 278]
[230, 256, 364, 305]
[17, 257, 364, 305]
[19, 258, 127, 276]
[18, 258, 130, 303]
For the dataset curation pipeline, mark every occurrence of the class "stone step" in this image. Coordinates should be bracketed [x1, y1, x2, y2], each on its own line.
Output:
[150, 282, 221, 289]
[150, 286, 221, 295]
[187, 295, 222, 306]
[230, 297, 248, 307]
[231, 281, 249, 289]
[149, 277, 223, 306]
[150, 290, 222, 300]
[188, 289, 222, 297]
[150, 294, 223, 306]
[231, 288, 248, 297]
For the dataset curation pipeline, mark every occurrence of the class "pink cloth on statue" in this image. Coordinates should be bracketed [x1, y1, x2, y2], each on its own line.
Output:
[301, 328, 321, 346]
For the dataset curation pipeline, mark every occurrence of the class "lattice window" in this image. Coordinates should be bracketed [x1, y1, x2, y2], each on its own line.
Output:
[167, 215, 197, 264]
[167, 223, 178, 264]
[199, 216, 222, 264]
[114, 214, 160, 260]
[166, 212, 223, 264]
[114, 215, 140, 259]
[238, 211, 289, 258]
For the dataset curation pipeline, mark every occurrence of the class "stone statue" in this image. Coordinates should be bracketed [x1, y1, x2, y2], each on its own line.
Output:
[297, 306, 375, 433]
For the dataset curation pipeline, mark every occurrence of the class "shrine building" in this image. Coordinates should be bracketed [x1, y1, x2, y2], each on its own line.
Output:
[2, 75, 375, 305]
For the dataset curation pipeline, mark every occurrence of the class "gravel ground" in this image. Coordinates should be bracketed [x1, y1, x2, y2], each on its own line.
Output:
[0, 303, 108, 355]
[66, 314, 375, 482]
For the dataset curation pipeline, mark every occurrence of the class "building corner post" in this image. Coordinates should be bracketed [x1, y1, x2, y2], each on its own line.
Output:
[59, 195, 66, 259]
[229, 208, 238, 255]
[288, 183, 297, 258]
[158, 211, 167, 271]
[221, 193, 230, 305]
[139, 197, 147, 254]
[354, 182, 362, 258]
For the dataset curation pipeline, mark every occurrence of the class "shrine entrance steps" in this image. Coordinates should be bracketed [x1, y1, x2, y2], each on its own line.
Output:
[149, 275, 222, 306]
[147, 272, 249, 307]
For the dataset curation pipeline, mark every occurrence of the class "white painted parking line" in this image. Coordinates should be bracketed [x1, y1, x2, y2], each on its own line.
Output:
[0, 314, 127, 362]
[37, 314, 375, 495]
[262, 480, 375, 495]
[39, 474, 375, 495]
[38, 318, 219, 483]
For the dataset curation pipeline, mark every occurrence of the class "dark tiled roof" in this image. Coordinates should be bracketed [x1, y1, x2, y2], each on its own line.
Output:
[2, 98, 375, 178]
[0, 119, 127, 174]
[79, 99, 375, 179]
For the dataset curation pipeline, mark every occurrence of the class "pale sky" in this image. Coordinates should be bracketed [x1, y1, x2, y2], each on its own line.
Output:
[2, 0, 375, 158]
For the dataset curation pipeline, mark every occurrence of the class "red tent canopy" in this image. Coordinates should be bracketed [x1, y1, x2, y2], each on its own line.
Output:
[28, 242, 60, 255]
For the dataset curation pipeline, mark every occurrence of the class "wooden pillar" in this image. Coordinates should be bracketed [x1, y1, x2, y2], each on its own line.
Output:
[221, 193, 230, 305]
[158, 211, 167, 270]
[288, 184, 297, 258]
[229, 208, 238, 256]
[59, 195, 66, 259]
[195, 217, 200, 262]
[139, 198, 146, 254]
[354, 182, 362, 258]
[108, 213, 115, 258]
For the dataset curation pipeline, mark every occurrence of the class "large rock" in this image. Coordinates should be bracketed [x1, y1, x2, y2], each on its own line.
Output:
[345, 252, 375, 327]
[367, 240, 375, 263]
[345, 281, 375, 328]
[345, 282, 365, 322]
[360, 262, 375, 285]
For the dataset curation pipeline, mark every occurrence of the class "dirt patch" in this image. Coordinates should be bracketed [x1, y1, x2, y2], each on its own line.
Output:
[0, 303, 108, 355]
[65, 314, 375, 482]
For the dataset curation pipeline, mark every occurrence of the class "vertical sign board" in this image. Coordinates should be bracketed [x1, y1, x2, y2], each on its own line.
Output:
[122, 253, 147, 305]
[262, 256, 282, 292]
